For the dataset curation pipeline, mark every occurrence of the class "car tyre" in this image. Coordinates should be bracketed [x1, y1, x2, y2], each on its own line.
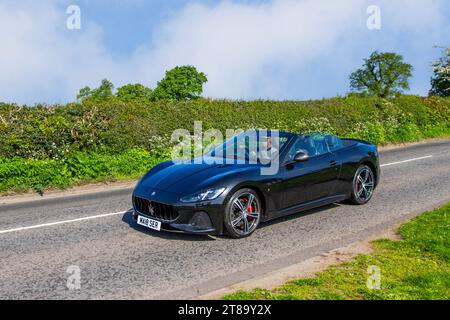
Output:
[350, 165, 375, 205]
[224, 188, 262, 238]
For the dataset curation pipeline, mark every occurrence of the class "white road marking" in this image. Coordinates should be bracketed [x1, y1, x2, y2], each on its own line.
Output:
[0, 211, 126, 235]
[0, 155, 435, 235]
[380, 155, 433, 167]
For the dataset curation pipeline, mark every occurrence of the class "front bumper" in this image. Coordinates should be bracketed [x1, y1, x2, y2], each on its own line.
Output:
[132, 212, 217, 234]
[132, 188, 226, 235]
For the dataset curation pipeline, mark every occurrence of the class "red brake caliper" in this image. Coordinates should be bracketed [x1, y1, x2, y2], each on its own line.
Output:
[247, 198, 253, 220]
[241, 197, 253, 221]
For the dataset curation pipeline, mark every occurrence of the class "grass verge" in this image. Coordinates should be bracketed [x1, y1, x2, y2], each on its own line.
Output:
[223, 203, 450, 300]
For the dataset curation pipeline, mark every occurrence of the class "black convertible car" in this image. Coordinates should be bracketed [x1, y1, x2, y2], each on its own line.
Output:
[132, 131, 380, 238]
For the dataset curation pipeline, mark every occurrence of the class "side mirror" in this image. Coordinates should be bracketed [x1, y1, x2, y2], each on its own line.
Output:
[294, 151, 309, 162]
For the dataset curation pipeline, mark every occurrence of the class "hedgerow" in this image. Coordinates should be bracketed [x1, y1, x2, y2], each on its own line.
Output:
[0, 149, 160, 193]
[0, 95, 448, 193]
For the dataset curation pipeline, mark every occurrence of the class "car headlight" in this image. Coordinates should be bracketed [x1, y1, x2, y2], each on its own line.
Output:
[180, 187, 226, 203]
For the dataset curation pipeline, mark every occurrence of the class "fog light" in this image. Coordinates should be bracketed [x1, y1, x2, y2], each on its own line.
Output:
[189, 211, 213, 229]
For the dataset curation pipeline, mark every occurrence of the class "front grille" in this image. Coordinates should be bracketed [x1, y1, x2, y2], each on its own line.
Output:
[133, 196, 179, 221]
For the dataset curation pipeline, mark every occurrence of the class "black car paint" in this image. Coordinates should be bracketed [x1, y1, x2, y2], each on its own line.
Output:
[132, 134, 380, 236]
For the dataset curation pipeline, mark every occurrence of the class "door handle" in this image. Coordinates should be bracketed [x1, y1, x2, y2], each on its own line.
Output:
[329, 160, 338, 166]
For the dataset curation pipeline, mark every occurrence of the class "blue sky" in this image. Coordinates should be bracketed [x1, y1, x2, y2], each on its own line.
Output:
[0, 0, 449, 104]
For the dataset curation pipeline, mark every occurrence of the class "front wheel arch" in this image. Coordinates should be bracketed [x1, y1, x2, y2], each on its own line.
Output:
[222, 186, 265, 238]
[223, 184, 267, 220]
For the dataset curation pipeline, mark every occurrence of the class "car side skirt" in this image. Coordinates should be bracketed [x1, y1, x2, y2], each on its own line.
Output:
[269, 193, 349, 220]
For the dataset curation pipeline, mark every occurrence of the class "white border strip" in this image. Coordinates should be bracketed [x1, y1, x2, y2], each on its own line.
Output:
[0, 211, 125, 235]
[380, 155, 432, 167]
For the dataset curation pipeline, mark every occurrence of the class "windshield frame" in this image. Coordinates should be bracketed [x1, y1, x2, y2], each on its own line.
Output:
[208, 130, 295, 163]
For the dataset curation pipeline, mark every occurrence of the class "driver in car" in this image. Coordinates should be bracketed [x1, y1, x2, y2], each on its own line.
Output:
[259, 136, 279, 161]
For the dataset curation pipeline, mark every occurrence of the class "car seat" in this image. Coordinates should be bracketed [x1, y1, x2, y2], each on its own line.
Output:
[303, 137, 317, 156]
[325, 135, 342, 151]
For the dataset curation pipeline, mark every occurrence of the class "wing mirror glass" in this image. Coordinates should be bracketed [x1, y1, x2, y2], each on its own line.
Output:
[294, 151, 309, 162]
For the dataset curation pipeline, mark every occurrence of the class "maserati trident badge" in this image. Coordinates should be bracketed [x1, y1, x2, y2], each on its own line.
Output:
[148, 203, 155, 215]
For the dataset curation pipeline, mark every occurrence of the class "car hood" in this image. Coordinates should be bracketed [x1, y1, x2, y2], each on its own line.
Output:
[139, 158, 256, 195]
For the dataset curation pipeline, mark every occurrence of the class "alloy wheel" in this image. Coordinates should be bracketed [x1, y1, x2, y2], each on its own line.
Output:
[354, 167, 374, 202]
[229, 192, 261, 236]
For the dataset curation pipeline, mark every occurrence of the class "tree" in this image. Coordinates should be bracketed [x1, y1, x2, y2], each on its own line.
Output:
[429, 47, 450, 97]
[153, 65, 207, 101]
[77, 86, 93, 100]
[116, 84, 153, 102]
[77, 79, 115, 101]
[349, 51, 413, 98]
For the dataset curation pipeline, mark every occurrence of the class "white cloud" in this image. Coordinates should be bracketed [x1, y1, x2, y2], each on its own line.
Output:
[0, 0, 448, 104]
[0, 1, 120, 104]
[133, 0, 366, 99]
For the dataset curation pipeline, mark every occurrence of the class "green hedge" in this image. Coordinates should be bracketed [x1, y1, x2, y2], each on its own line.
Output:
[0, 95, 449, 193]
[1, 95, 449, 160]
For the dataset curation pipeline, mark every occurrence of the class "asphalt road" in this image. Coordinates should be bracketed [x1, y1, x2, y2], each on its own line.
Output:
[1, 140, 449, 299]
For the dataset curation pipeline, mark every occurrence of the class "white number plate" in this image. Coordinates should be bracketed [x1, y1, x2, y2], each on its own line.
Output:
[137, 215, 161, 231]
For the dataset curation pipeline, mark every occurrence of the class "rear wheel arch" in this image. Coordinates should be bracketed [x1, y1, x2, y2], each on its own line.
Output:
[361, 160, 378, 187]
[350, 164, 375, 205]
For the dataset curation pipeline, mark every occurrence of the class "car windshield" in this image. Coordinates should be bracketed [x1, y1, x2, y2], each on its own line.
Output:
[209, 130, 291, 161]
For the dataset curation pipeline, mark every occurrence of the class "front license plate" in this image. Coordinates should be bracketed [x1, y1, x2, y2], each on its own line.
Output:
[137, 215, 161, 231]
